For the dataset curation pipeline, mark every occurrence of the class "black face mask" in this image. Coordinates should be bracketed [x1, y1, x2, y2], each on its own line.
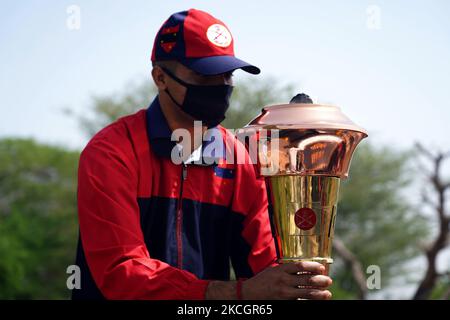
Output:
[161, 67, 234, 128]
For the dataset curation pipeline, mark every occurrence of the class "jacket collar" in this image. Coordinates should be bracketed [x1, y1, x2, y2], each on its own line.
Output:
[146, 96, 225, 164]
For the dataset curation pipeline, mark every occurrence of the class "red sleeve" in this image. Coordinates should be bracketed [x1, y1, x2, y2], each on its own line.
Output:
[77, 136, 209, 300]
[231, 141, 278, 275]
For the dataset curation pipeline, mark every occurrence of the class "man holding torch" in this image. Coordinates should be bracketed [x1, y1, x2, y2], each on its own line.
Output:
[73, 8, 333, 300]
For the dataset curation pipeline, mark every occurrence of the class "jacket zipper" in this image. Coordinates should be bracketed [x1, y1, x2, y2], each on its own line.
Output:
[176, 163, 187, 269]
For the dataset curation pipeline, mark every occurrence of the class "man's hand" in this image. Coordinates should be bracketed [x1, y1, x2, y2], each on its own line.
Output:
[205, 261, 333, 300]
[242, 261, 332, 300]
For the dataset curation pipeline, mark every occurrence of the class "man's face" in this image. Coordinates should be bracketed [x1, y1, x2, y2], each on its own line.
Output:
[158, 62, 234, 108]
[152, 61, 234, 126]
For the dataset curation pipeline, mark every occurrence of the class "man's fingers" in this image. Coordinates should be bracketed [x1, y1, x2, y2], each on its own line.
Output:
[295, 261, 326, 274]
[279, 261, 326, 275]
[285, 274, 332, 288]
[279, 287, 332, 300]
[297, 289, 332, 300]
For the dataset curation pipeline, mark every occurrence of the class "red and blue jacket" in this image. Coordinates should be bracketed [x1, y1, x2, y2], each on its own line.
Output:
[73, 97, 277, 299]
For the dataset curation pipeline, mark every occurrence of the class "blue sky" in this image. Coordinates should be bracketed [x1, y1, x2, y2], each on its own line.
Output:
[0, 0, 449, 151]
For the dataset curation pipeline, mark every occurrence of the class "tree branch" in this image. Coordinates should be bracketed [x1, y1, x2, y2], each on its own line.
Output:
[333, 237, 368, 299]
[413, 143, 450, 300]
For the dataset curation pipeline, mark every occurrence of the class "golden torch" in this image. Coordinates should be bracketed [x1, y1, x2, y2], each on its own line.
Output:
[240, 94, 367, 275]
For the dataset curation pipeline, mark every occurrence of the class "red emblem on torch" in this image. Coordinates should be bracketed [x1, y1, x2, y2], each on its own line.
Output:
[294, 208, 317, 230]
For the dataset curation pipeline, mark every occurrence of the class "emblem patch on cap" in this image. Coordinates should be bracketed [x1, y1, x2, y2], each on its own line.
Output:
[206, 24, 232, 47]
[160, 24, 180, 53]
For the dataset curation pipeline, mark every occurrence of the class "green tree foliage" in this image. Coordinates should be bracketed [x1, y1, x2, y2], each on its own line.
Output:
[75, 80, 157, 137]
[331, 144, 429, 298]
[0, 139, 79, 299]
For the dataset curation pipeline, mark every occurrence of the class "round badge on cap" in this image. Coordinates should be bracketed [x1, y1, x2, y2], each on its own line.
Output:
[206, 24, 232, 48]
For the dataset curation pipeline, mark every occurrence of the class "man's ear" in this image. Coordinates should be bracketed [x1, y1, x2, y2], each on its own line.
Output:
[151, 66, 167, 90]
